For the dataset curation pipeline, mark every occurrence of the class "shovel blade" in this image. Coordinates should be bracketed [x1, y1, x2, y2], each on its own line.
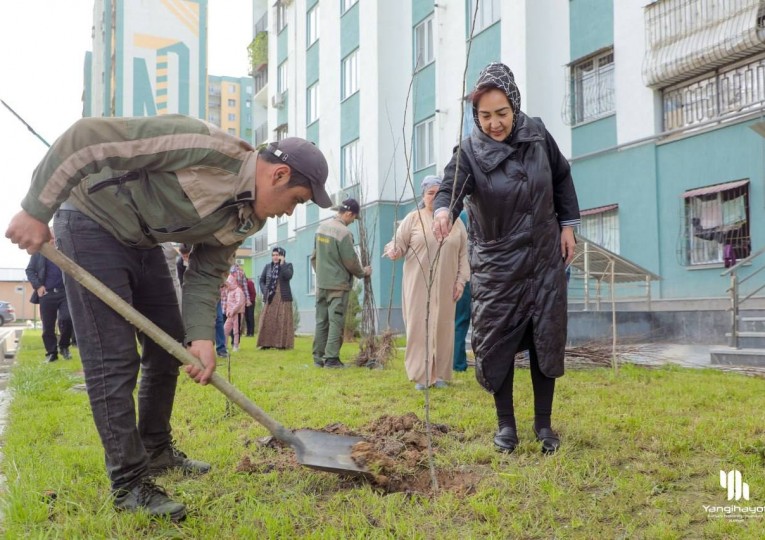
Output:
[292, 429, 372, 479]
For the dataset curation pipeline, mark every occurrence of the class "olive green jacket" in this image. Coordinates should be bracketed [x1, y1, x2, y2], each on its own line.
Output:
[21, 115, 264, 343]
[310, 216, 365, 291]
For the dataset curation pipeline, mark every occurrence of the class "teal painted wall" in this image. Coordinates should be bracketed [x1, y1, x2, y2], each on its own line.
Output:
[277, 222, 288, 243]
[340, 2, 359, 58]
[466, 22, 501, 89]
[413, 62, 435, 124]
[571, 119, 765, 301]
[569, 0, 613, 60]
[306, 43, 319, 85]
[84, 52, 92, 117]
[306, 0, 319, 10]
[277, 90, 289, 126]
[277, 27, 289, 64]
[341, 91, 360, 145]
[413, 0, 433, 26]
[571, 115, 616, 157]
[306, 120, 319, 144]
[413, 165, 436, 187]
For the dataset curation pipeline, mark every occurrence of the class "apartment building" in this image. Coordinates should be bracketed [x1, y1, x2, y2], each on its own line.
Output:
[250, 0, 569, 330]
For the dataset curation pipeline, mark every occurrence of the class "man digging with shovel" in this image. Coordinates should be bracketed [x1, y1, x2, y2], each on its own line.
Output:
[5, 114, 332, 521]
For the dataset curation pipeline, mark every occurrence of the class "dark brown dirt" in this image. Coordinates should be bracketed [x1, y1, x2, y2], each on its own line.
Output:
[235, 412, 485, 495]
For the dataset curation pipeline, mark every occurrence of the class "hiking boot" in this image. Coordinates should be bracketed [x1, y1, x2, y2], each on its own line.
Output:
[149, 442, 211, 476]
[324, 358, 346, 369]
[113, 477, 186, 522]
[44, 353, 57, 363]
[313, 358, 325, 368]
[60, 347, 72, 360]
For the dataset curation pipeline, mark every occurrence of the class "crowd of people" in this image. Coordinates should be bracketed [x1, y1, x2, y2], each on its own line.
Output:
[6, 61, 580, 521]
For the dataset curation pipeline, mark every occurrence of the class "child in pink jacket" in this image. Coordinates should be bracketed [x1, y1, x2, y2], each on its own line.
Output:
[221, 273, 245, 352]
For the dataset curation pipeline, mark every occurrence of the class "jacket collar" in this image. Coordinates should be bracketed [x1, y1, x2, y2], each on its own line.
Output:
[469, 112, 544, 173]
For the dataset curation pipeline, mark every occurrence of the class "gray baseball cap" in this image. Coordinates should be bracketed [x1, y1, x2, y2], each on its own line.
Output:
[266, 138, 332, 208]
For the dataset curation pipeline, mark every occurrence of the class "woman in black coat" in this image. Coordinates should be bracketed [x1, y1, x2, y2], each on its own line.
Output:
[432, 63, 580, 454]
[257, 246, 295, 349]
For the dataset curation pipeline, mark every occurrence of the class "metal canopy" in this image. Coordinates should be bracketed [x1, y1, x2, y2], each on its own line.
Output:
[570, 233, 661, 284]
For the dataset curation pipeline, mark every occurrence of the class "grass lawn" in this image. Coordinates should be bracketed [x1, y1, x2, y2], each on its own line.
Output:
[2, 330, 765, 538]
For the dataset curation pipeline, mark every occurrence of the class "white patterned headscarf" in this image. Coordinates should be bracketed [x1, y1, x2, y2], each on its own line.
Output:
[472, 62, 521, 139]
[421, 174, 442, 194]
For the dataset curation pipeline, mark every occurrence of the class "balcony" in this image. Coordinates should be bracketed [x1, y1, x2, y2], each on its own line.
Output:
[254, 121, 269, 146]
[643, 0, 765, 88]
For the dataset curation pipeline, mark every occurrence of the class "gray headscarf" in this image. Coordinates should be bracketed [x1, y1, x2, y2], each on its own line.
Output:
[472, 62, 521, 140]
[419, 175, 442, 208]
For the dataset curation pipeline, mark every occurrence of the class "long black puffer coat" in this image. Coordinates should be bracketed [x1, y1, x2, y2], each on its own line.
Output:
[434, 112, 579, 392]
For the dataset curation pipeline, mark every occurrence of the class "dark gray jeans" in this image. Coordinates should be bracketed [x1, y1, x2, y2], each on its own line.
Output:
[54, 210, 184, 491]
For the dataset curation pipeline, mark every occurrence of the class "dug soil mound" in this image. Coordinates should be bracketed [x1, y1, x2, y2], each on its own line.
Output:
[237, 412, 483, 495]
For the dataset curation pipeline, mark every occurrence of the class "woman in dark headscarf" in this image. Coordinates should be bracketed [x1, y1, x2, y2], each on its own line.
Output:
[432, 62, 580, 454]
[257, 246, 294, 349]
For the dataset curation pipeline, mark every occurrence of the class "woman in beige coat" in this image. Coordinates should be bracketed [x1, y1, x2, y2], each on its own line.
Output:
[385, 175, 469, 390]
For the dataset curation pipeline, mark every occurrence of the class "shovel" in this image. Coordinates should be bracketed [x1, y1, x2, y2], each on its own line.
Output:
[40, 242, 371, 479]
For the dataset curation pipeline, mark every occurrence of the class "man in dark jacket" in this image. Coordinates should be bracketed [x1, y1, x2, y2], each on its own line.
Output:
[25, 236, 73, 363]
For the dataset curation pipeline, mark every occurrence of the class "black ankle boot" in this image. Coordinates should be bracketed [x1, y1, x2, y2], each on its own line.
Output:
[493, 426, 519, 453]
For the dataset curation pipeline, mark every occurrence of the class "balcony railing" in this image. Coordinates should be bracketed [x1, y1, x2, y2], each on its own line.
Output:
[253, 69, 268, 95]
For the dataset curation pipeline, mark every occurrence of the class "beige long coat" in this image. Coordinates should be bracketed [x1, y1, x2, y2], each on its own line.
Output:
[391, 209, 469, 386]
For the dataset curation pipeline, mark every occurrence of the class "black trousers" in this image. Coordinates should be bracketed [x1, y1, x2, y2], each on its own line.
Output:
[39, 289, 72, 357]
[244, 304, 255, 336]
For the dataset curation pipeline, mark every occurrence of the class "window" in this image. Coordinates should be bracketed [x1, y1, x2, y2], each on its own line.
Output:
[278, 60, 289, 94]
[569, 49, 615, 125]
[414, 15, 434, 70]
[275, 124, 289, 141]
[342, 0, 358, 14]
[228, 113, 236, 121]
[341, 139, 360, 187]
[414, 117, 435, 170]
[683, 180, 750, 266]
[307, 255, 316, 294]
[227, 128, 236, 135]
[307, 83, 320, 124]
[229, 84, 236, 93]
[307, 5, 320, 46]
[579, 204, 620, 254]
[277, 215, 288, 225]
[342, 49, 359, 99]
[276, 1, 287, 32]
[252, 230, 268, 253]
[468, 0, 500, 34]
[227, 99, 236, 107]
[663, 55, 765, 131]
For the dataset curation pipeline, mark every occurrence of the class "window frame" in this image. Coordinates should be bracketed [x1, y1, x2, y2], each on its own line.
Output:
[414, 15, 434, 71]
[342, 49, 359, 100]
[569, 49, 615, 125]
[468, 0, 501, 35]
[341, 0, 358, 15]
[341, 139, 360, 188]
[276, 1, 287, 33]
[275, 123, 289, 141]
[579, 204, 620, 254]
[307, 82, 320, 125]
[277, 60, 289, 95]
[683, 181, 751, 267]
[307, 4, 320, 47]
[414, 117, 435, 171]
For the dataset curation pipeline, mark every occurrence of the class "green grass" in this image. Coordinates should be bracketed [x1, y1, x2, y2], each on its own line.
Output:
[2, 331, 765, 538]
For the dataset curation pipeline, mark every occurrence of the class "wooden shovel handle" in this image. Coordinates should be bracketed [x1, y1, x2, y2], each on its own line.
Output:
[40, 243, 303, 450]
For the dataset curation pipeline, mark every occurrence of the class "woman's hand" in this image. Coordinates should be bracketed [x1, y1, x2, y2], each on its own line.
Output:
[453, 281, 465, 302]
[560, 226, 576, 264]
[185, 340, 216, 385]
[383, 241, 402, 260]
[432, 210, 452, 242]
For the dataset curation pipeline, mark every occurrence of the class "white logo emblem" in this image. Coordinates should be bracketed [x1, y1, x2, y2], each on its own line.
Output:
[720, 470, 750, 501]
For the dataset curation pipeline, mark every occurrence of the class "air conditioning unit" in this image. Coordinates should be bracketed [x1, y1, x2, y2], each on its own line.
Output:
[271, 94, 285, 109]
